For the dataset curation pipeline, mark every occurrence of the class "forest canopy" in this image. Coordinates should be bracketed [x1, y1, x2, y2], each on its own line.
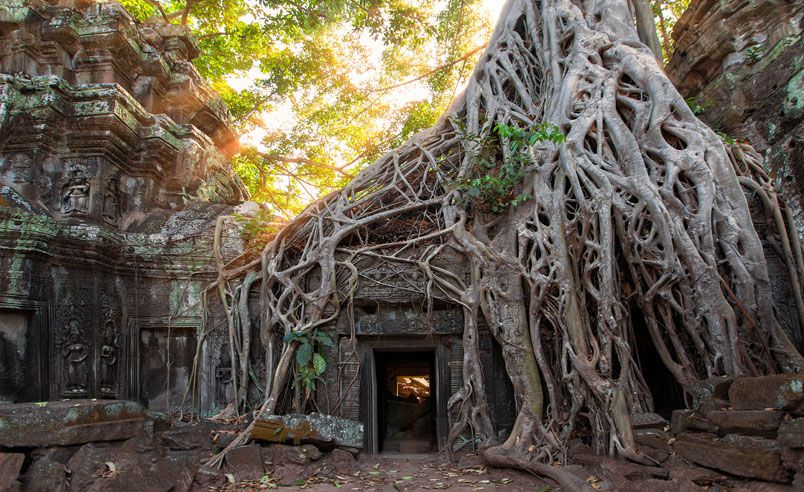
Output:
[120, 0, 690, 218]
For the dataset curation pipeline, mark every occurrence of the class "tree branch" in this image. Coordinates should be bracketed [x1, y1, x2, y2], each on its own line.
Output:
[257, 153, 355, 179]
[368, 44, 487, 93]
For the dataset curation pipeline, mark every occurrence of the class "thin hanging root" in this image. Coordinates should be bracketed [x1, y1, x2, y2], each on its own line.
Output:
[205, 0, 803, 473]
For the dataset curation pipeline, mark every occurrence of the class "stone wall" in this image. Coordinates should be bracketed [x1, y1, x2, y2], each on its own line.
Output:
[0, 0, 249, 414]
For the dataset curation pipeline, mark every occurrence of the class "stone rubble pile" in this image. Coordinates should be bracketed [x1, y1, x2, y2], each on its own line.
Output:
[635, 373, 804, 487]
[0, 400, 364, 491]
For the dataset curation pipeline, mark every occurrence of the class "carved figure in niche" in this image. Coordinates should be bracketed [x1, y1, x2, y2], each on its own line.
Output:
[9, 154, 34, 183]
[103, 178, 120, 225]
[61, 168, 90, 215]
[63, 319, 88, 394]
[99, 320, 118, 396]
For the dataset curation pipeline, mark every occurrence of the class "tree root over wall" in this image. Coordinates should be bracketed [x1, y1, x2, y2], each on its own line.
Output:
[202, 0, 804, 486]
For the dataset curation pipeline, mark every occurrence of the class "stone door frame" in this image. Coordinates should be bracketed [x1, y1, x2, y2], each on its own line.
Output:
[128, 316, 200, 410]
[359, 336, 451, 454]
[0, 294, 51, 401]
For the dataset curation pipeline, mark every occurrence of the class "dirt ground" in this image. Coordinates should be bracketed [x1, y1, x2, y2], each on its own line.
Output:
[220, 452, 551, 491]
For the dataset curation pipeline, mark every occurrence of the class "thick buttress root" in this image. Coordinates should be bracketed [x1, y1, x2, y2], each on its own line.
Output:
[205, 0, 803, 474]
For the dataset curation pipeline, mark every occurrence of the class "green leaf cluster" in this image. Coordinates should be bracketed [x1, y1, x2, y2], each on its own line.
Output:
[684, 96, 710, 115]
[452, 122, 565, 214]
[284, 330, 334, 393]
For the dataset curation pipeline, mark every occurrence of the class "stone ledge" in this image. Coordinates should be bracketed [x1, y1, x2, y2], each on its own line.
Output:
[0, 400, 153, 447]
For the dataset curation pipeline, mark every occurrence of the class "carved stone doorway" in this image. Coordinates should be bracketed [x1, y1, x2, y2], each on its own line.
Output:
[361, 340, 449, 454]
[375, 351, 436, 453]
[0, 300, 48, 403]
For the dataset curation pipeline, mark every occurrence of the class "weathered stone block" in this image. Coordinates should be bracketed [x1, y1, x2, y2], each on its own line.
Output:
[634, 428, 673, 462]
[262, 444, 319, 466]
[251, 413, 363, 449]
[631, 412, 668, 430]
[0, 400, 152, 447]
[690, 376, 737, 412]
[21, 457, 68, 492]
[225, 444, 264, 482]
[0, 453, 24, 490]
[728, 374, 804, 413]
[672, 410, 708, 434]
[778, 417, 804, 449]
[673, 432, 789, 482]
[671, 408, 785, 437]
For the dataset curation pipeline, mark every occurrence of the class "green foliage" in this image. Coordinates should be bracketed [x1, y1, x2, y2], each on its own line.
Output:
[717, 131, 736, 145]
[118, 0, 156, 20]
[685, 97, 710, 115]
[651, 0, 692, 62]
[746, 44, 764, 63]
[114, 1, 495, 217]
[284, 330, 334, 394]
[453, 122, 565, 214]
[232, 206, 282, 255]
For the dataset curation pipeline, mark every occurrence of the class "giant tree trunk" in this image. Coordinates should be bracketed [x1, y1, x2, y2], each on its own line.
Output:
[209, 0, 803, 478]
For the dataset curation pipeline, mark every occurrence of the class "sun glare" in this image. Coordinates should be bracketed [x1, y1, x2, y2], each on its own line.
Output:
[233, 1, 506, 207]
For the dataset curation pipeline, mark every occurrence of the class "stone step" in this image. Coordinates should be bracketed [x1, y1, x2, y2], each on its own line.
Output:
[0, 400, 153, 448]
[671, 409, 786, 437]
[728, 374, 804, 413]
[673, 432, 790, 482]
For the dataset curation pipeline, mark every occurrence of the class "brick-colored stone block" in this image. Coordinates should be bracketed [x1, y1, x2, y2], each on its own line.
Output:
[671, 408, 785, 437]
[728, 374, 804, 413]
[673, 432, 789, 482]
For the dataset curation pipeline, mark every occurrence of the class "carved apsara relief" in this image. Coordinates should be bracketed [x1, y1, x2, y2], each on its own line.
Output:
[102, 177, 120, 225]
[99, 292, 122, 398]
[61, 166, 91, 215]
[57, 290, 91, 397]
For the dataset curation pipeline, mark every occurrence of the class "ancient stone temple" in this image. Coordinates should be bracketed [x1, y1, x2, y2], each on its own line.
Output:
[0, 0, 247, 413]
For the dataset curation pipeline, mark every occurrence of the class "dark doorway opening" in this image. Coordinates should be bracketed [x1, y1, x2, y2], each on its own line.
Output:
[375, 351, 436, 453]
[629, 302, 686, 418]
[0, 309, 41, 403]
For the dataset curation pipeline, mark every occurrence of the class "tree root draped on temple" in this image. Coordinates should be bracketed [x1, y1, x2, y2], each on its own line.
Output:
[203, 0, 804, 484]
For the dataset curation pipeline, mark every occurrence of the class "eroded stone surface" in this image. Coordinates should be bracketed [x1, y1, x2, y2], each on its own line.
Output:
[252, 413, 364, 449]
[673, 432, 789, 482]
[0, 400, 152, 447]
[0, 453, 24, 490]
[671, 409, 786, 437]
[728, 374, 804, 413]
[225, 444, 264, 482]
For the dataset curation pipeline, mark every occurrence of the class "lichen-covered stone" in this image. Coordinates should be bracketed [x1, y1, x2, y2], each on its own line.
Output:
[252, 413, 364, 449]
[728, 374, 804, 413]
[0, 400, 152, 447]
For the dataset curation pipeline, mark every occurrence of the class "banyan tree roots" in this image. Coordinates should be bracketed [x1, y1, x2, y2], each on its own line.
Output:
[206, 0, 804, 481]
